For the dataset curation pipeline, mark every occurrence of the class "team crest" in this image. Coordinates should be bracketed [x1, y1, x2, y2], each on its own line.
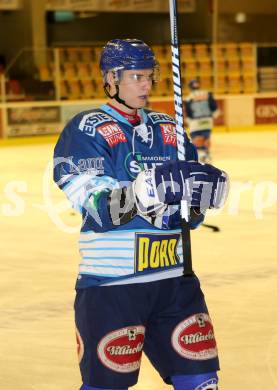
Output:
[133, 123, 154, 148]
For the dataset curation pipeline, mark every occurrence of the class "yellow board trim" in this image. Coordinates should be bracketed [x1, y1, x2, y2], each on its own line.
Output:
[0, 134, 59, 147]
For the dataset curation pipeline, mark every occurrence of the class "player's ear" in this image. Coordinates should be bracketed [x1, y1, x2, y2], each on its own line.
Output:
[106, 71, 115, 89]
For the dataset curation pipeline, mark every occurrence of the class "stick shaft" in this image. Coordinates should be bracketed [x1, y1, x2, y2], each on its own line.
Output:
[169, 0, 193, 276]
[169, 0, 186, 160]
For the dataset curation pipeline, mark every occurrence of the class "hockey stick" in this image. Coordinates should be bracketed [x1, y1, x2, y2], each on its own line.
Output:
[202, 223, 220, 232]
[169, 0, 193, 276]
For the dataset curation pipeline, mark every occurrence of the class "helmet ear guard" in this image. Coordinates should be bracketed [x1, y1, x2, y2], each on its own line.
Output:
[102, 68, 123, 86]
[112, 69, 123, 85]
[102, 69, 123, 100]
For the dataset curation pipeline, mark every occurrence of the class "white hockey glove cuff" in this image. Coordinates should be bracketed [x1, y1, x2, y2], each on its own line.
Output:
[132, 168, 167, 216]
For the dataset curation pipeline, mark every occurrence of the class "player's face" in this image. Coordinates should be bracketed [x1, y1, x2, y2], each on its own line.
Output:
[118, 69, 154, 109]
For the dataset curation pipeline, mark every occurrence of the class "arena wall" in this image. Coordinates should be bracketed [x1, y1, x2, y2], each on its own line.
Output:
[1, 93, 277, 139]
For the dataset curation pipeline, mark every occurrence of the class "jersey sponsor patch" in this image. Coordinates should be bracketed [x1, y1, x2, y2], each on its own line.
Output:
[97, 123, 127, 147]
[67, 156, 105, 175]
[75, 327, 84, 363]
[97, 325, 145, 373]
[171, 313, 218, 361]
[124, 152, 171, 179]
[160, 123, 177, 146]
[135, 232, 181, 274]
[78, 111, 115, 136]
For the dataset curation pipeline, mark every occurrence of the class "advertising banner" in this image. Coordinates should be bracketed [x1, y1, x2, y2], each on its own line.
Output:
[6, 106, 62, 137]
[255, 97, 277, 124]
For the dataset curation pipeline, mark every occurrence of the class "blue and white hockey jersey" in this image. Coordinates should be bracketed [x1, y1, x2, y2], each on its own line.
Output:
[54, 104, 198, 288]
[185, 90, 218, 133]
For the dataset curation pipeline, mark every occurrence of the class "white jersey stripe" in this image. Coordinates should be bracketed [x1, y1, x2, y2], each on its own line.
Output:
[102, 268, 184, 286]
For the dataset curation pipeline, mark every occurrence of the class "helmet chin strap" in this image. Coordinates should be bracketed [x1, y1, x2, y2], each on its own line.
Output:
[104, 84, 136, 111]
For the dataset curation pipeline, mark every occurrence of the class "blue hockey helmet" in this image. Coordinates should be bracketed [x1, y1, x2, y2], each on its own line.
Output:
[99, 39, 159, 83]
[188, 79, 200, 90]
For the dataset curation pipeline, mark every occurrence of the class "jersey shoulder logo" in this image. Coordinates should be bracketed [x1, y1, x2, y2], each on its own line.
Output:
[78, 111, 115, 136]
[97, 123, 127, 147]
[148, 111, 175, 124]
[160, 123, 177, 146]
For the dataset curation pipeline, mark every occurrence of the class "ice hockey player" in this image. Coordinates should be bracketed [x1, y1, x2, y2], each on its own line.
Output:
[53, 39, 229, 390]
[185, 79, 219, 163]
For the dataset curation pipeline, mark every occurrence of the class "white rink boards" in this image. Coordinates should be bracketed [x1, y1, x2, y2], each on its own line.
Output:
[0, 130, 276, 390]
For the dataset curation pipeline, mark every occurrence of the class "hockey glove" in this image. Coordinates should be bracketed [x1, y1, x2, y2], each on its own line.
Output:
[188, 162, 229, 211]
[133, 161, 229, 215]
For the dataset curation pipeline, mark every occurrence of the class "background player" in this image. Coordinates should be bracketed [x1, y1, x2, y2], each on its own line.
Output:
[185, 79, 219, 163]
[53, 39, 228, 390]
